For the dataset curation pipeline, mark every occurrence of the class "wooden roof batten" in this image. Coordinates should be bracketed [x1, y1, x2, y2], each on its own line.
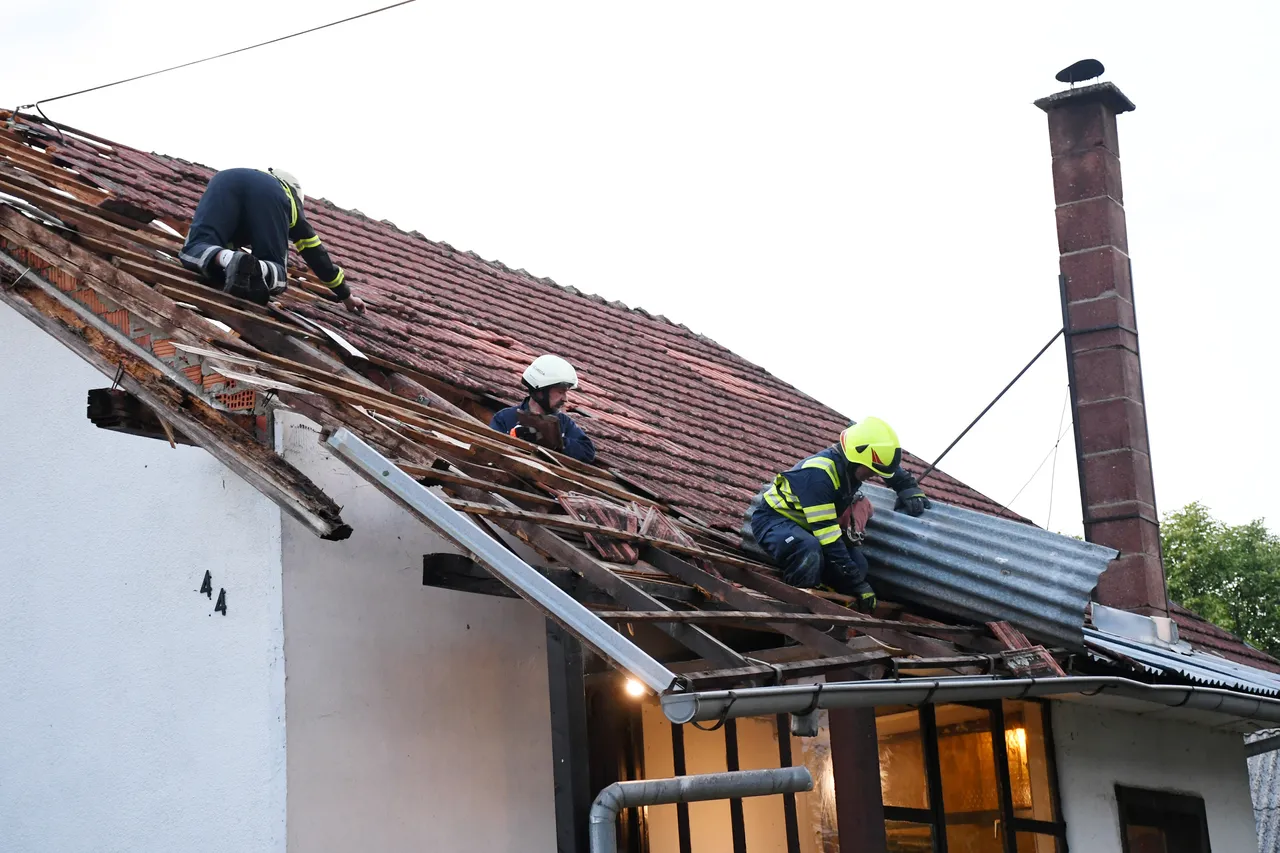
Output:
[0, 114, 1055, 696]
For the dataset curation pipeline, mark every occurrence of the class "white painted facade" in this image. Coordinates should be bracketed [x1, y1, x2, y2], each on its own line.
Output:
[1052, 700, 1259, 852]
[0, 304, 287, 853]
[275, 412, 556, 853]
[1, 298, 1266, 853]
[0, 303, 556, 853]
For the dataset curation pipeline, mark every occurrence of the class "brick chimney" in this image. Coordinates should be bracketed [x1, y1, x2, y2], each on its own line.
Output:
[1036, 82, 1168, 615]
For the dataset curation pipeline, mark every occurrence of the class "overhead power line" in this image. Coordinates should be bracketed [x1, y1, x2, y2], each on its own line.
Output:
[18, 0, 417, 110]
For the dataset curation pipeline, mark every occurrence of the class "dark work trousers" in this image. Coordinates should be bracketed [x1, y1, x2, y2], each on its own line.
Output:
[749, 504, 869, 593]
[180, 168, 290, 288]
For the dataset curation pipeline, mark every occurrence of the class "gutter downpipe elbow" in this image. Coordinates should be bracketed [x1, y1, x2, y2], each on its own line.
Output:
[588, 766, 813, 853]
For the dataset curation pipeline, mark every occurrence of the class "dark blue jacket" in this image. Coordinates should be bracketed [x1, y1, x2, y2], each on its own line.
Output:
[745, 446, 918, 572]
[490, 400, 596, 463]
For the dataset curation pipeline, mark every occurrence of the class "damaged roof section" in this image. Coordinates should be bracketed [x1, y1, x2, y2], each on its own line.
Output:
[0, 110, 1020, 533]
[1, 108, 1277, 704]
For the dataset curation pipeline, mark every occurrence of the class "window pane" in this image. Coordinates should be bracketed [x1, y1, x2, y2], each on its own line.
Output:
[1002, 700, 1057, 822]
[936, 704, 1002, 853]
[886, 820, 934, 852]
[876, 709, 930, 810]
[1016, 832, 1061, 853]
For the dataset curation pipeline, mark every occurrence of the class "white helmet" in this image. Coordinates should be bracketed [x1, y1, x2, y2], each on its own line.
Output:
[522, 354, 578, 391]
[269, 168, 303, 204]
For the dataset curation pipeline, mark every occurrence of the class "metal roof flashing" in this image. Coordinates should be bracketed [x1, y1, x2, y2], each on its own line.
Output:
[1091, 602, 1189, 652]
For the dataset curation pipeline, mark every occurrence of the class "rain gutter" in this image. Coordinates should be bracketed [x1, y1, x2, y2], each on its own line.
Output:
[661, 674, 1280, 727]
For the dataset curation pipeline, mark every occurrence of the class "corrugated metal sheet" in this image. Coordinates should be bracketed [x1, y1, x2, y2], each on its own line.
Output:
[859, 484, 1117, 650]
[1085, 628, 1280, 697]
[1249, 730, 1280, 852]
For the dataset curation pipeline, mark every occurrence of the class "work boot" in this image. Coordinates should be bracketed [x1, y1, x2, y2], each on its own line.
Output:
[260, 261, 288, 299]
[242, 260, 273, 306]
[221, 251, 257, 301]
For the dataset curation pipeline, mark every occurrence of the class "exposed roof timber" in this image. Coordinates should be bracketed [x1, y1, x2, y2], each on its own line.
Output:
[641, 547, 859, 660]
[325, 427, 682, 693]
[11, 119, 1261, 697]
[0, 247, 351, 541]
[590, 610, 982, 636]
[439, 472, 752, 669]
[422, 552, 704, 607]
[713, 559, 974, 659]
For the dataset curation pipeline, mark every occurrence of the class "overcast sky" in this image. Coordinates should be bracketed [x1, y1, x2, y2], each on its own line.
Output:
[6, 1, 1278, 536]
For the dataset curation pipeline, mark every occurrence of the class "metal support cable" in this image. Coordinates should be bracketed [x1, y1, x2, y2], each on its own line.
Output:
[917, 327, 1064, 484]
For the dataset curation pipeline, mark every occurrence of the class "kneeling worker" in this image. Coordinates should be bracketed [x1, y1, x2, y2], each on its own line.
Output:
[180, 167, 364, 312]
[490, 355, 596, 464]
[742, 417, 931, 612]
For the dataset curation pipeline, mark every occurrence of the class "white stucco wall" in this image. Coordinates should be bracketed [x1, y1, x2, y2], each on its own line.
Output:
[1052, 700, 1258, 852]
[276, 412, 557, 853]
[0, 303, 286, 852]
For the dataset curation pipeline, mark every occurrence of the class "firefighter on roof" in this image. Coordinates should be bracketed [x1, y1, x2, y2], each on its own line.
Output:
[490, 354, 596, 464]
[180, 167, 364, 312]
[741, 417, 931, 613]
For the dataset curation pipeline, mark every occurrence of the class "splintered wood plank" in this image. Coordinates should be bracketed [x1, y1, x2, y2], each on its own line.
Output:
[438, 482, 749, 669]
[397, 464, 560, 509]
[590, 610, 981, 634]
[0, 210, 238, 345]
[679, 649, 893, 690]
[640, 547, 855, 658]
[154, 285, 319, 339]
[714, 562, 968, 661]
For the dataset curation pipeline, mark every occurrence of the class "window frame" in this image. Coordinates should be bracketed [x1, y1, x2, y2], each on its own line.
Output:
[879, 699, 1069, 853]
[1115, 785, 1212, 853]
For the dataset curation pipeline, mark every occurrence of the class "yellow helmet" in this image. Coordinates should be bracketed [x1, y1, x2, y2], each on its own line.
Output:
[839, 417, 902, 478]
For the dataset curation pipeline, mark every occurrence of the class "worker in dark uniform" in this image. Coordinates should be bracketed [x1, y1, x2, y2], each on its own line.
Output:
[180, 167, 364, 312]
[741, 417, 931, 612]
[490, 354, 596, 463]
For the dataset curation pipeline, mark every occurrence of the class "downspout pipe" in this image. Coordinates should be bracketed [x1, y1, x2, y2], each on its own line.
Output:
[588, 767, 813, 853]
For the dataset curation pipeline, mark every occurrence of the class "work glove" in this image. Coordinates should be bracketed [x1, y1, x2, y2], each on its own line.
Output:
[851, 582, 878, 614]
[839, 495, 874, 546]
[512, 424, 540, 442]
[894, 488, 932, 517]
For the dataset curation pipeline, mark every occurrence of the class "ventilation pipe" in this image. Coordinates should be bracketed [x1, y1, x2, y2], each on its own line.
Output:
[588, 767, 814, 853]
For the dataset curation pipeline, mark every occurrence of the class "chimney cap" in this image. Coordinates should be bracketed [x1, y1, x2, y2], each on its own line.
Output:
[1035, 81, 1136, 115]
[1056, 58, 1105, 85]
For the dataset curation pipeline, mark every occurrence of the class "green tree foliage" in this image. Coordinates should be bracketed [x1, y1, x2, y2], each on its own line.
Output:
[1162, 502, 1280, 657]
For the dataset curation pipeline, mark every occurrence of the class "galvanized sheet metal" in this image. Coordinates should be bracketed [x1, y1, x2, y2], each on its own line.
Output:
[1085, 628, 1280, 697]
[1248, 730, 1280, 852]
[859, 484, 1117, 650]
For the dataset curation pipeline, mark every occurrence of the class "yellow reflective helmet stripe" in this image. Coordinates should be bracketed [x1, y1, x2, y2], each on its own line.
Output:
[294, 235, 322, 251]
[323, 268, 345, 288]
[801, 456, 840, 489]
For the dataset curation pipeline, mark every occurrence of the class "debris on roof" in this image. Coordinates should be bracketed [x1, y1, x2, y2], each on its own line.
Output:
[1, 108, 1275, 695]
